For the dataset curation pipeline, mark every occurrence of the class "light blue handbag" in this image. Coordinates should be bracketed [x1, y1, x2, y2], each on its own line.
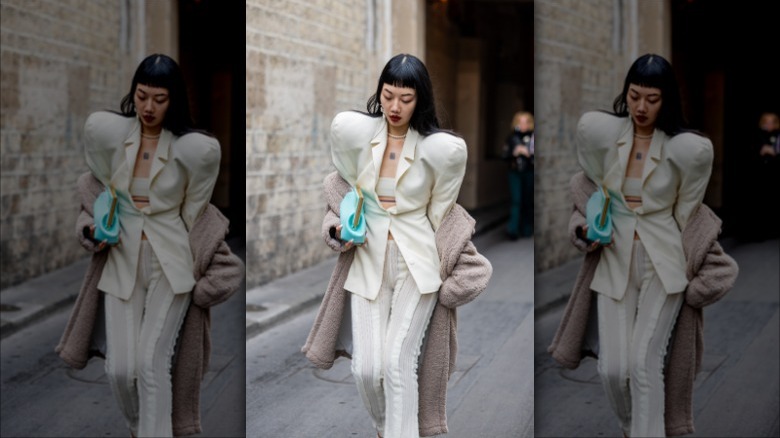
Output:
[340, 185, 366, 245]
[585, 185, 612, 244]
[93, 185, 120, 245]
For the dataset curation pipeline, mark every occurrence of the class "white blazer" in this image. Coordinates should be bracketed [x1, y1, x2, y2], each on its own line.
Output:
[84, 111, 220, 300]
[330, 111, 467, 300]
[577, 111, 713, 299]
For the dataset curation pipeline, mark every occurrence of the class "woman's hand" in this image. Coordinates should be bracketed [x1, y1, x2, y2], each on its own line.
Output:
[335, 224, 368, 250]
[513, 145, 531, 158]
[88, 224, 121, 251]
[578, 225, 613, 250]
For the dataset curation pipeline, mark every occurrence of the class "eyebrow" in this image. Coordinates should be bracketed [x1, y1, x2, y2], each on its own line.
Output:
[136, 88, 168, 97]
[382, 87, 415, 97]
[628, 87, 660, 97]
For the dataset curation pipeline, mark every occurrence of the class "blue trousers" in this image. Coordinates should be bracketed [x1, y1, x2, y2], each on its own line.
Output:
[507, 169, 534, 237]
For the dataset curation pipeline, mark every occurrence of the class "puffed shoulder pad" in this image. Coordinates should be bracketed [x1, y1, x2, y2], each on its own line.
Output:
[330, 111, 383, 146]
[666, 132, 714, 170]
[577, 111, 625, 147]
[172, 133, 221, 169]
[420, 132, 468, 170]
[84, 111, 134, 145]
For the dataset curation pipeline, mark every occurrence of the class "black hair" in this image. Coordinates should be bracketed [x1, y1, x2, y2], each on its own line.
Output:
[613, 54, 688, 136]
[366, 53, 444, 137]
[119, 54, 195, 136]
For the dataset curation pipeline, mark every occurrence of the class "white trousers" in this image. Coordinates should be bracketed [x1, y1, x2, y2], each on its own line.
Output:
[104, 240, 191, 438]
[351, 240, 437, 438]
[597, 240, 683, 438]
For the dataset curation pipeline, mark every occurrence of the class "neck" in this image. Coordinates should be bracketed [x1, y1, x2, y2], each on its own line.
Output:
[388, 124, 409, 137]
[633, 126, 654, 137]
[141, 126, 162, 137]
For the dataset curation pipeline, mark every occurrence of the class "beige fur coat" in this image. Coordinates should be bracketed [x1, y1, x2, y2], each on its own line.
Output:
[56, 172, 245, 436]
[548, 171, 739, 436]
[302, 172, 493, 437]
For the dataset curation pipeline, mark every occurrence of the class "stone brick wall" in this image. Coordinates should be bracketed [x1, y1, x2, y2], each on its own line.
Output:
[245, 0, 425, 288]
[247, 1, 372, 287]
[534, 0, 670, 272]
[0, 0, 125, 289]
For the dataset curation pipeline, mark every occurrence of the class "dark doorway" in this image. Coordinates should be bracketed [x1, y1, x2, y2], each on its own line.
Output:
[426, 0, 534, 210]
[672, 0, 780, 239]
[179, 0, 245, 240]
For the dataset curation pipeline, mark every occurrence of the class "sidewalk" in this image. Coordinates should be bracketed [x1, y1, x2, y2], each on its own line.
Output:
[534, 237, 780, 437]
[1, 238, 245, 339]
[245, 203, 508, 339]
[0, 239, 247, 437]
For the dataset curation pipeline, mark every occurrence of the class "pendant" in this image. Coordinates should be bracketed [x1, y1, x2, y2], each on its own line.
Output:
[389, 152, 396, 160]
[143, 152, 150, 159]
[636, 152, 642, 160]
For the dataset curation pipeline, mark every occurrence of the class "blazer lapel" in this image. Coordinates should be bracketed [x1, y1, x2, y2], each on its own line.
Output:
[395, 127, 418, 183]
[117, 120, 141, 191]
[604, 119, 633, 192]
[148, 129, 172, 184]
[359, 120, 387, 190]
[641, 130, 663, 185]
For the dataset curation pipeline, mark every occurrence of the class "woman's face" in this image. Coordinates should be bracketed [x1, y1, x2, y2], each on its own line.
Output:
[380, 83, 417, 131]
[515, 115, 533, 132]
[134, 83, 170, 133]
[626, 84, 662, 132]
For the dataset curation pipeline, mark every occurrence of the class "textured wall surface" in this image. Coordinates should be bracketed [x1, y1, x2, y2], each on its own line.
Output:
[534, 0, 670, 272]
[246, 0, 380, 287]
[0, 0, 124, 288]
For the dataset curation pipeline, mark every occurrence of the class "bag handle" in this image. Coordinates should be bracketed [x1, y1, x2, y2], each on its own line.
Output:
[107, 185, 118, 228]
[599, 185, 610, 228]
[352, 185, 364, 229]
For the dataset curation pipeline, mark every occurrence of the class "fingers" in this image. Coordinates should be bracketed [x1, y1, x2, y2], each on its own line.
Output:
[335, 224, 342, 240]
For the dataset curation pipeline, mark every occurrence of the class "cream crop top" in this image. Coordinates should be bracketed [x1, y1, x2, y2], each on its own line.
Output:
[622, 177, 642, 207]
[129, 177, 150, 203]
[376, 176, 396, 204]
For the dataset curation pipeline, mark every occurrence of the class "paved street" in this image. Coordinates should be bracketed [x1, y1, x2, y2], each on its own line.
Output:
[0, 242, 246, 438]
[534, 238, 780, 438]
[246, 227, 534, 438]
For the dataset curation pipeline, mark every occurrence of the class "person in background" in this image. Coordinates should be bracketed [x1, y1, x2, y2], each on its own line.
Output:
[502, 111, 535, 240]
[752, 111, 780, 239]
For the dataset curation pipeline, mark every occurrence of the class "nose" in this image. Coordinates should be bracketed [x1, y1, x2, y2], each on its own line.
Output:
[389, 99, 400, 114]
[142, 99, 153, 114]
[637, 100, 646, 113]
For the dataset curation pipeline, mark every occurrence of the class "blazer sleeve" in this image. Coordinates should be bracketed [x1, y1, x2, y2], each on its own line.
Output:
[177, 134, 221, 231]
[669, 133, 714, 229]
[83, 112, 119, 185]
[576, 112, 613, 183]
[425, 133, 468, 231]
[330, 112, 362, 185]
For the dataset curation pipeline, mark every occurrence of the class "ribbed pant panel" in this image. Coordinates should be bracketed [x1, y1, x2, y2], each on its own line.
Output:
[597, 240, 683, 438]
[104, 241, 190, 438]
[351, 241, 436, 438]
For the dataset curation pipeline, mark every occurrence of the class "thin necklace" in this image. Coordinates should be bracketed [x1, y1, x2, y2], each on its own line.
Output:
[634, 133, 653, 140]
[141, 133, 161, 140]
[388, 133, 406, 140]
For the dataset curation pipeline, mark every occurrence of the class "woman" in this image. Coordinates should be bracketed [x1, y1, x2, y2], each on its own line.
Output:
[329, 53, 468, 438]
[83, 54, 220, 437]
[574, 54, 713, 437]
[502, 111, 535, 239]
